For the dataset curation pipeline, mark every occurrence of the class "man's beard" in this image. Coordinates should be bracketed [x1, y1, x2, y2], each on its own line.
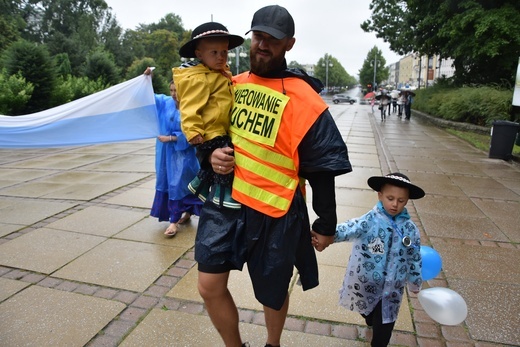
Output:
[250, 49, 284, 76]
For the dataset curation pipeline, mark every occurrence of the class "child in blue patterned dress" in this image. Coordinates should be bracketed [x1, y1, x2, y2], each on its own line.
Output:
[334, 172, 425, 347]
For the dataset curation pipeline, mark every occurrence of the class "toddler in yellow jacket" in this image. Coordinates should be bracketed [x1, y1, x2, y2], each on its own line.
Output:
[173, 22, 243, 209]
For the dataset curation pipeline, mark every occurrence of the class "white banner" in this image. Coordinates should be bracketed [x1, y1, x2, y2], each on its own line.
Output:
[0, 74, 159, 148]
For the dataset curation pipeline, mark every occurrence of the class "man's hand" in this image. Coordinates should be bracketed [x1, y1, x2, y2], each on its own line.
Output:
[310, 231, 334, 252]
[210, 146, 235, 175]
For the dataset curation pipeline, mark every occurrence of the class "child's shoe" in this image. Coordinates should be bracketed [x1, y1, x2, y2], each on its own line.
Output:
[187, 176, 210, 202]
[212, 185, 241, 209]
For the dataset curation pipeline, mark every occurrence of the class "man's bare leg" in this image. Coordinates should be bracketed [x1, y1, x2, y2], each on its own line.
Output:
[264, 294, 289, 347]
[198, 271, 242, 347]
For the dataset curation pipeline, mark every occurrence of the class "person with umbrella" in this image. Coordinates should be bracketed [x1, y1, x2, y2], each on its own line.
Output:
[397, 92, 406, 118]
[399, 87, 416, 120]
[364, 91, 376, 99]
[390, 90, 400, 114]
[376, 93, 392, 121]
[403, 91, 416, 120]
[364, 91, 376, 113]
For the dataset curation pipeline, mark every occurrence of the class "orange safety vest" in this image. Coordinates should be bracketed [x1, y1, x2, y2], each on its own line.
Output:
[230, 73, 327, 217]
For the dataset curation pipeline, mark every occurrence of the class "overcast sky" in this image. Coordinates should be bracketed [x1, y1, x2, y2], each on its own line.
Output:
[104, 0, 402, 77]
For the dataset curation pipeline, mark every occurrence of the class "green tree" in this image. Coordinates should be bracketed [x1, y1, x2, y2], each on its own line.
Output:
[143, 29, 180, 80]
[288, 61, 304, 69]
[0, 69, 34, 115]
[27, 0, 120, 76]
[142, 13, 184, 40]
[84, 49, 120, 85]
[0, 0, 24, 53]
[2, 40, 56, 113]
[358, 46, 388, 91]
[99, 12, 129, 73]
[126, 57, 169, 95]
[361, 0, 520, 85]
[119, 29, 147, 69]
[52, 75, 108, 105]
[54, 53, 72, 78]
[37, 0, 109, 39]
[314, 54, 357, 92]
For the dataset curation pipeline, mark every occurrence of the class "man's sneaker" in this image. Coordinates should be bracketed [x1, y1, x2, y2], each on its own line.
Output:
[212, 185, 241, 209]
[187, 176, 209, 202]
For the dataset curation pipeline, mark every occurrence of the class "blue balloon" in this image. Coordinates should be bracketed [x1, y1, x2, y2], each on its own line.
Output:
[420, 246, 442, 280]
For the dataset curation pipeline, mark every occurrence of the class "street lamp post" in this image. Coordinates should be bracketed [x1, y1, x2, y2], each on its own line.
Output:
[417, 53, 422, 89]
[228, 46, 247, 75]
[322, 55, 333, 93]
[371, 56, 380, 92]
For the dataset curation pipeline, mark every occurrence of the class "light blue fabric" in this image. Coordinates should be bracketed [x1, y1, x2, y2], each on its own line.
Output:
[154, 94, 199, 200]
[0, 75, 158, 148]
[335, 201, 422, 324]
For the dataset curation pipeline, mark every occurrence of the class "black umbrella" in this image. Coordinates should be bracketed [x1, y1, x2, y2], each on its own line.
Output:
[375, 94, 392, 100]
[400, 89, 416, 97]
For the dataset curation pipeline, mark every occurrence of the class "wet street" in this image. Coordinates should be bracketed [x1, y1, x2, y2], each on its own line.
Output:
[1, 99, 519, 346]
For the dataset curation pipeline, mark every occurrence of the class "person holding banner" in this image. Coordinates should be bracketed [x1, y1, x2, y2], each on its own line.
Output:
[194, 5, 352, 347]
[145, 68, 202, 237]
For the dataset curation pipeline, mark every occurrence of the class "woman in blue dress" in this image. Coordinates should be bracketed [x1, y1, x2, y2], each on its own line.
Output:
[147, 68, 202, 236]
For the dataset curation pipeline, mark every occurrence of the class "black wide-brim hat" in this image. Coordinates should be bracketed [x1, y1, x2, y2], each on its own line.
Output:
[367, 172, 425, 199]
[179, 22, 244, 58]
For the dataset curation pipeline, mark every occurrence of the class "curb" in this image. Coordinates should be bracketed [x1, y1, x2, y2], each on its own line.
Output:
[411, 109, 520, 163]
[411, 109, 490, 135]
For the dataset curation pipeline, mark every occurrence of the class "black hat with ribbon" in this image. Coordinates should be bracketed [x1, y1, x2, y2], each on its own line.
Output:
[179, 22, 244, 58]
[368, 172, 425, 199]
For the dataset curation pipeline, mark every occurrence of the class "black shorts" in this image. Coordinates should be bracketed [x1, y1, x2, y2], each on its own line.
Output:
[195, 188, 319, 310]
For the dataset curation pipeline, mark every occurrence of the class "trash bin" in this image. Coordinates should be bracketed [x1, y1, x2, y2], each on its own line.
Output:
[489, 120, 520, 160]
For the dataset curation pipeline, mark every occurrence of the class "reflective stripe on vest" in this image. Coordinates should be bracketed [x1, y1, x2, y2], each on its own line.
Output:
[233, 138, 299, 211]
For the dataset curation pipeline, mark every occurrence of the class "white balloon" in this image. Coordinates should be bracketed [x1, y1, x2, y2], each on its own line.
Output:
[418, 287, 468, 325]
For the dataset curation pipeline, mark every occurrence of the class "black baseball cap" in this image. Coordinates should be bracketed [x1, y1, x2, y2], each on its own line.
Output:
[246, 5, 294, 39]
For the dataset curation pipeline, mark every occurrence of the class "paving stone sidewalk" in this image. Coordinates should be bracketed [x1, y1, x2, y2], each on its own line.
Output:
[0, 103, 518, 346]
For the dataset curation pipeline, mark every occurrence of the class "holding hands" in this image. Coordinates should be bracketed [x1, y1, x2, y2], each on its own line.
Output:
[311, 231, 334, 252]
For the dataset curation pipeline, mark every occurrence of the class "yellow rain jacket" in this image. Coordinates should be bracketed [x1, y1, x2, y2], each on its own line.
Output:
[173, 62, 234, 143]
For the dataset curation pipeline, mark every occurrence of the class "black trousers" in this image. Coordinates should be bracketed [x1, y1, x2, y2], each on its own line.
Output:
[361, 300, 396, 347]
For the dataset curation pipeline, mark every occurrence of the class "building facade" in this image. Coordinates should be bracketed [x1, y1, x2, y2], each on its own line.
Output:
[301, 54, 455, 90]
[386, 54, 455, 89]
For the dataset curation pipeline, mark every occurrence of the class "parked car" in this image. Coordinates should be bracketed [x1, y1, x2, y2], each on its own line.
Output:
[332, 94, 356, 104]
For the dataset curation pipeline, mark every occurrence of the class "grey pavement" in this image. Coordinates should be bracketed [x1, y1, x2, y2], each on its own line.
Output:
[0, 102, 519, 347]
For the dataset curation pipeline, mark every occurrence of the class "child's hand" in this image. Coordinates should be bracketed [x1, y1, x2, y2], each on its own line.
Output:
[189, 134, 204, 145]
[310, 231, 334, 252]
[157, 135, 170, 143]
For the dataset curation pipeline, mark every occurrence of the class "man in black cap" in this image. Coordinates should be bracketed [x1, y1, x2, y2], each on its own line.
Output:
[195, 5, 352, 347]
